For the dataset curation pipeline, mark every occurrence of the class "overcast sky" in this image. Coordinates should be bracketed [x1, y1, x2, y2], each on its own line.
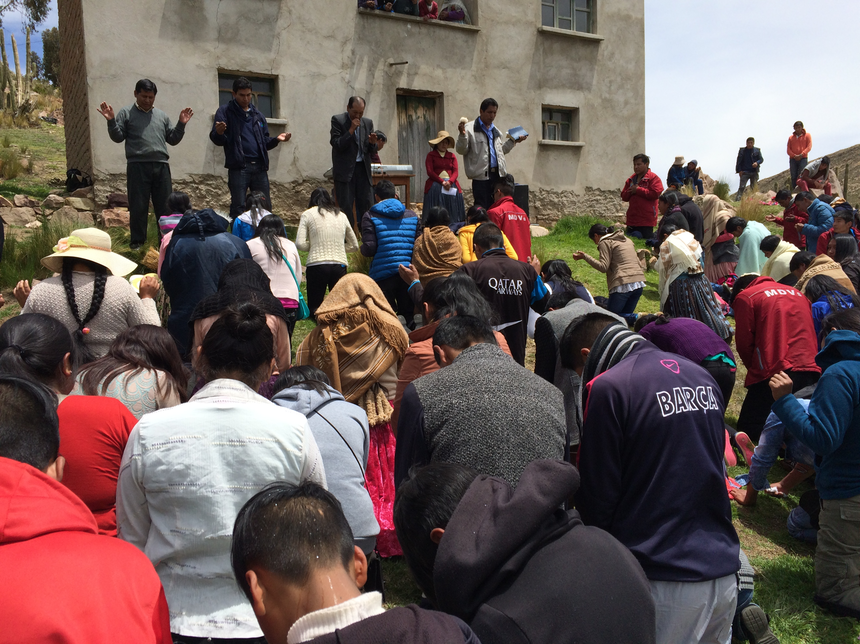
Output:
[4, 1, 860, 191]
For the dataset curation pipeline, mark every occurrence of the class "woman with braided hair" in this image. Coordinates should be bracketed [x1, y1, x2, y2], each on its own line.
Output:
[18, 228, 161, 365]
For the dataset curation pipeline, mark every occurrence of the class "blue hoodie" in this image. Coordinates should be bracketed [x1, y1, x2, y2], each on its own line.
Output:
[773, 329, 860, 499]
[801, 198, 835, 253]
[360, 198, 422, 281]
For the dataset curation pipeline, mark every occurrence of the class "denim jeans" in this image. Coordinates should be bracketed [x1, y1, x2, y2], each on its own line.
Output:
[790, 157, 808, 189]
[788, 506, 819, 543]
[737, 172, 758, 199]
[607, 287, 643, 326]
[747, 401, 815, 491]
[228, 160, 270, 218]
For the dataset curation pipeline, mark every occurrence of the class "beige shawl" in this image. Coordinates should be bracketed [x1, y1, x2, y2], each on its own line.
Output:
[795, 255, 857, 295]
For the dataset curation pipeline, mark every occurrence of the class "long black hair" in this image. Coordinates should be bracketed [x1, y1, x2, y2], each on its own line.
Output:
[540, 259, 586, 298]
[308, 187, 339, 216]
[0, 313, 75, 388]
[431, 272, 498, 325]
[245, 191, 269, 229]
[805, 275, 859, 312]
[61, 258, 107, 366]
[834, 234, 859, 264]
[253, 214, 289, 263]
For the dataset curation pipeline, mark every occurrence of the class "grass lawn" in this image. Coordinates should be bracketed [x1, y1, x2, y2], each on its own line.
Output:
[0, 121, 854, 639]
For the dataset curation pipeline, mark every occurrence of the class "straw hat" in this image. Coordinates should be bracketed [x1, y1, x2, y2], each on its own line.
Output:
[674, 155, 685, 165]
[42, 227, 138, 276]
[429, 130, 455, 147]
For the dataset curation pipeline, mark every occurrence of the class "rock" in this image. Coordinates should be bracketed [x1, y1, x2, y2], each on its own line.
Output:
[13, 194, 39, 208]
[25, 220, 42, 229]
[0, 206, 37, 225]
[99, 208, 130, 229]
[107, 193, 129, 209]
[42, 194, 66, 210]
[530, 225, 550, 238]
[51, 206, 93, 227]
[0, 195, 12, 208]
[70, 187, 94, 199]
[64, 197, 96, 211]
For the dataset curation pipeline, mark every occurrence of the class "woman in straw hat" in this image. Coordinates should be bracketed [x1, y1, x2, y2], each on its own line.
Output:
[19, 227, 160, 364]
[295, 273, 409, 557]
[423, 130, 466, 223]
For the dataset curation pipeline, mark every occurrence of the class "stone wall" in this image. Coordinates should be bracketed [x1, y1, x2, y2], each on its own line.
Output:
[58, 0, 92, 175]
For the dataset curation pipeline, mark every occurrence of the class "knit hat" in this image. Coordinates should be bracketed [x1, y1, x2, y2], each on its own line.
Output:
[581, 323, 644, 404]
[42, 227, 138, 276]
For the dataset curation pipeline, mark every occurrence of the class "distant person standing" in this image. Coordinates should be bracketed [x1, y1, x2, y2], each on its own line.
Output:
[456, 98, 527, 209]
[735, 137, 763, 199]
[331, 96, 378, 228]
[787, 121, 813, 189]
[210, 77, 291, 219]
[98, 79, 193, 249]
[621, 153, 663, 239]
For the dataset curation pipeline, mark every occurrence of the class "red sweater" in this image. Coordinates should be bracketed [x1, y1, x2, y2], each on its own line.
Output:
[773, 203, 808, 249]
[58, 395, 137, 536]
[0, 458, 172, 643]
[816, 226, 859, 256]
[621, 170, 663, 227]
[732, 277, 821, 386]
[424, 150, 461, 194]
[419, 0, 438, 17]
[488, 195, 531, 260]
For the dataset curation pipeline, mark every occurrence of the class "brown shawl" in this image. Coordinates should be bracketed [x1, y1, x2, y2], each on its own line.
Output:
[795, 254, 857, 295]
[295, 273, 408, 425]
[413, 226, 463, 286]
[701, 195, 735, 252]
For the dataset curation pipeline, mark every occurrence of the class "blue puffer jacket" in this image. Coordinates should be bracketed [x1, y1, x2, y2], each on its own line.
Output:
[773, 330, 860, 499]
[360, 198, 422, 281]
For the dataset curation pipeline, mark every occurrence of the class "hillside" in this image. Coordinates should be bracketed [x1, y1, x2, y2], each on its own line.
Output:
[757, 142, 860, 203]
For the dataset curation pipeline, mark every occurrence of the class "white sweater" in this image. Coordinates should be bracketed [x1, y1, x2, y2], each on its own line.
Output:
[21, 272, 161, 358]
[295, 206, 359, 265]
[247, 237, 302, 301]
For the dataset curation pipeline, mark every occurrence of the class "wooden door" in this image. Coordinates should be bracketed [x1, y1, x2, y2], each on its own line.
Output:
[397, 94, 439, 204]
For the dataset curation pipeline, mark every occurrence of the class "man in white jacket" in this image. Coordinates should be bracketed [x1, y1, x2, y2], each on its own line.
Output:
[455, 98, 526, 209]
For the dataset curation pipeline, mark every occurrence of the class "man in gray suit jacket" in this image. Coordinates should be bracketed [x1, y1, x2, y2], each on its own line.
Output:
[330, 96, 378, 228]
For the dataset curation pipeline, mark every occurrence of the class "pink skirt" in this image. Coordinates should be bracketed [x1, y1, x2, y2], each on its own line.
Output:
[365, 422, 402, 557]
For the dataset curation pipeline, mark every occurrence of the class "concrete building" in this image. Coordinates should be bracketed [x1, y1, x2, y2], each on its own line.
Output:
[59, 0, 644, 223]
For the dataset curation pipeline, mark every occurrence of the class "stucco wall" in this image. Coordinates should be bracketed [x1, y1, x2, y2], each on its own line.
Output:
[77, 0, 644, 220]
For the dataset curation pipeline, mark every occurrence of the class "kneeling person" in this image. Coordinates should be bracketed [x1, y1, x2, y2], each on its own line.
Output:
[231, 482, 479, 643]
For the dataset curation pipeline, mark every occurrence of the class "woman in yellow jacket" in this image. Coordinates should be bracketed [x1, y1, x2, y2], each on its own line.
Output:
[458, 205, 518, 263]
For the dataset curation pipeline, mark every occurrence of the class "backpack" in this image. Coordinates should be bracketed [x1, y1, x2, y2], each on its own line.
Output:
[66, 168, 93, 193]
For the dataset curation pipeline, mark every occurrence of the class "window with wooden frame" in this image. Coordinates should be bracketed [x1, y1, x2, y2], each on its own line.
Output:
[541, 107, 579, 142]
[217, 73, 276, 118]
[541, 0, 593, 33]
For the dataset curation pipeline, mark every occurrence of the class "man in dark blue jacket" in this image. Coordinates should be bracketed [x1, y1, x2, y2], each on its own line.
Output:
[562, 314, 740, 643]
[210, 77, 291, 218]
[735, 137, 764, 199]
[360, 180, 422, 320]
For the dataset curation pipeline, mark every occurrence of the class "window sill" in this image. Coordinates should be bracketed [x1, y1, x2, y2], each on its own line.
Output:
[357, 8, 480, 32]
[266, 118, 289, 126]
[539, 140, 585, 148]
[537, 26, 603, 42]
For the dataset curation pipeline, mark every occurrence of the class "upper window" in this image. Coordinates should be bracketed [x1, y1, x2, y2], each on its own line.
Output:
[541, 0, 593, 33]
[542, 107, 579, 142]
[218, 73, 276, 118]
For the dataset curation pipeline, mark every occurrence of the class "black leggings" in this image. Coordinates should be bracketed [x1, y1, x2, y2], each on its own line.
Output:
[738, 370, 820, 443]
[700, 358, 736, 409]
[306, 263, 347, 316]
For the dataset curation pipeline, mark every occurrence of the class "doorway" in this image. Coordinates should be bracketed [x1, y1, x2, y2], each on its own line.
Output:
[396, 92, 443, 205]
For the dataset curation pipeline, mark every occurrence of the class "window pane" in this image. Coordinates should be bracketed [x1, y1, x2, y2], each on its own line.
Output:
[561, 123, 571, 141]
[558, 0, 571, 18]
[574, 0, 589, 9]
[542, 122, 548, 139]
[219, 90, 233, 106]
[546, 123, 558, 141]
[551, 111, 565, 123]
[255, 95, 273, 118]
[541, 5, 554, 27]
[251, 79, 273, 94]
[219, 77, 234, 91]
[558, 17, 571, 29]
[575, 10, 590, 32]
[542, 109, 550, 120]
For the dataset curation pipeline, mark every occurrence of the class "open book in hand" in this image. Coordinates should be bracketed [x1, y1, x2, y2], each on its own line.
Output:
[507, 126, 528, 140]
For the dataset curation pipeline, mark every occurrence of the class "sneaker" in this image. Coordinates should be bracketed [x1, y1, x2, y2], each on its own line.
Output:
[814, 595, 860, 620]
[740, 605, 780, 643]
[724, 429, 737, 467]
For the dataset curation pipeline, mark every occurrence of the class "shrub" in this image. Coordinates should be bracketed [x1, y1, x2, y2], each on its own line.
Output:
[713, 178, 731, 201]
[0, 220, 77, 289]
[736, 194, 766, 223]
[1, 134, 10, 148]
[0, 148, 23, 179]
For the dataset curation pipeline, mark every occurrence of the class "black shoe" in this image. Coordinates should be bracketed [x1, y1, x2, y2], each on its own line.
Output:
[130, 243, 142, 251]
[814, 595, 860, 620]
[740, 605, 780, 643]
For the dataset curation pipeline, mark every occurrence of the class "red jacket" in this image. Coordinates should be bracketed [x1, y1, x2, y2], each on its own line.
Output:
[621, 170, 663, 227]
[488, 195, 531, 260]
[424, 150, 461, 194]
[0, 457, 172, 643]
[732, 277, 821, 386]
[816, 226, 859, 256]
[773, 203, 808, 249]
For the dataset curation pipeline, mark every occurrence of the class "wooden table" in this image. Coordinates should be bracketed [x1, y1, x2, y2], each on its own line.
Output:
[373, 172, 414, 208]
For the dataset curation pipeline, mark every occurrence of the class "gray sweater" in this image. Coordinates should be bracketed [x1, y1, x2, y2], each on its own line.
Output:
[271, 385, 379, 551]
[107, 103, 185, 163]
[400, 343, 566, 488]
